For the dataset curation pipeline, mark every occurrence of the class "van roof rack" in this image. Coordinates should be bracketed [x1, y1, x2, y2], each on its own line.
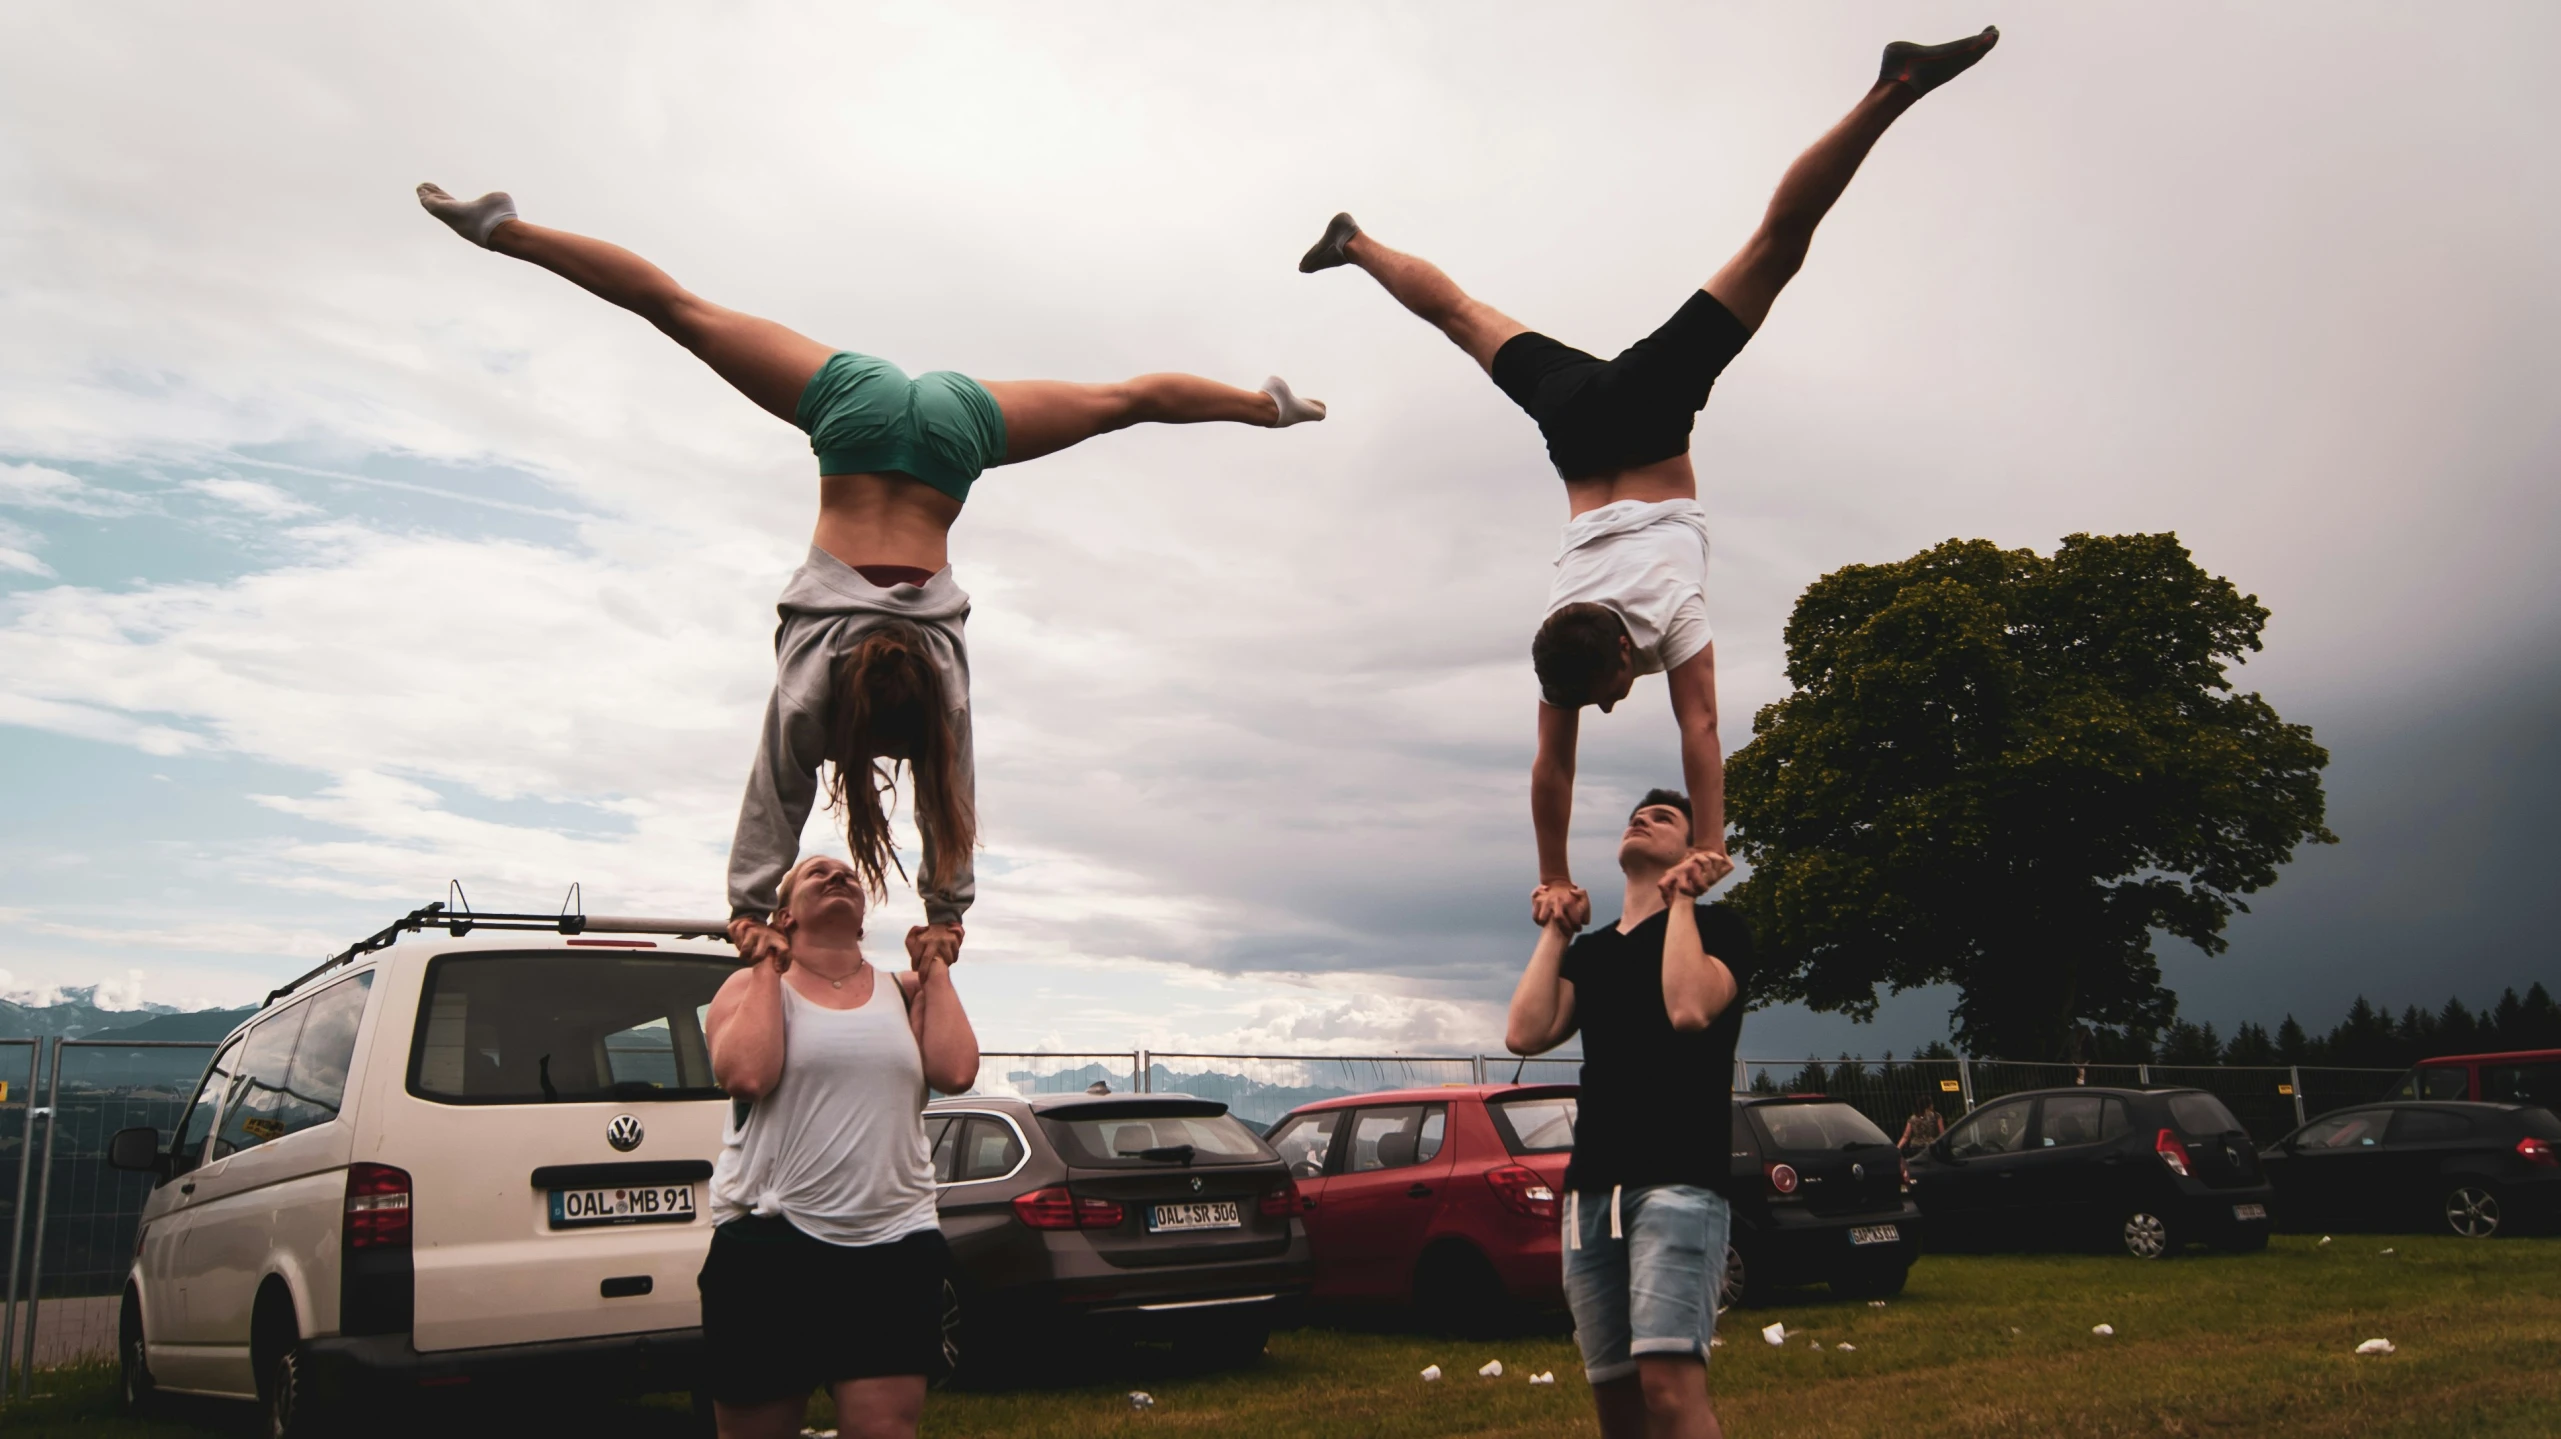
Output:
[267, 881, 731, 1006]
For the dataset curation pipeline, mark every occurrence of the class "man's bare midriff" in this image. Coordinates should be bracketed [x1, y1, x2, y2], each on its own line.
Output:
[813, 472, 964, 573]
[1562, 452, 1697, 518]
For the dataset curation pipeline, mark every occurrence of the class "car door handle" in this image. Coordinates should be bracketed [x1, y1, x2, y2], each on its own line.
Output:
[1301, 1196, 1318, 1210]
[1406, 1183, 1433, 1198]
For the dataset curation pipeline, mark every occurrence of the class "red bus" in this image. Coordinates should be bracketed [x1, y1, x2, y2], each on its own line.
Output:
[2388, 1049, 2561, 1108]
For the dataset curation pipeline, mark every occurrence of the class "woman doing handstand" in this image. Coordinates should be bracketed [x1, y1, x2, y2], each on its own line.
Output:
[419, 186, 1327, 968]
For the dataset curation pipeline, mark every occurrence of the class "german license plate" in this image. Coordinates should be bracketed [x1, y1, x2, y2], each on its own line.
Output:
[1848, 1224, 1901, 1246]
[1148, 1201, 1240, 1233]
[2232, 1203, 2267, 1221]
[548, 1184, 698, 1229]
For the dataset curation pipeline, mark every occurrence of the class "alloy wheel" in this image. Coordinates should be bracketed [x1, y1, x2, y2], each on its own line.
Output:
[2445, 1186, 2501, 1239]
[937, 1279, 963, 1385]
[1717, 1244, 1747, 1312]
[2122, 1211, 2171, 1259]
[266, 1350, 301, 1439]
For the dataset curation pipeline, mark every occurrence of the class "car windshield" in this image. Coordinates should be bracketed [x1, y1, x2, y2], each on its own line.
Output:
[2390, 1064, 2471, 1101]
[1754, 1102, 1892, 1151]
[409, 950, 734, 1103]
[2167, 1092, 2245, 1135]
[1043, 1108, 1273, 1168]
[1488, 1095, 1578, 1154]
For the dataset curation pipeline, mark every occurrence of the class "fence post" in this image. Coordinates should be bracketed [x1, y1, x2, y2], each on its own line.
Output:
[1734, 1057, 1747, 1095]
[17, 1039, 63, 1397]
[2137, 1063, 2150, 1087]
[2289, 1065, 2306, 1128]
[1956, 1056, 1976, 1112]
[1134, 1050, 1148, 1094]
[0, 1041, 33, 1403]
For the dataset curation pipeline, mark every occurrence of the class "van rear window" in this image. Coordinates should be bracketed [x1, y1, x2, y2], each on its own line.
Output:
[409, 951, 734, 1104]
[1752, 1102, 1892, 1152]
[1041, 1109, 1272, 1168]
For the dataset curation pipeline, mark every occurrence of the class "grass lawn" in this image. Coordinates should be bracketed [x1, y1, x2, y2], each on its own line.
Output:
[10, 1235, 2558, 1437]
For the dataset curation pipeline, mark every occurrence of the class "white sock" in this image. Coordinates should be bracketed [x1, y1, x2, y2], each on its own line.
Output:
[416, 183, 519, 248]
[1262, 376, 1327, 427]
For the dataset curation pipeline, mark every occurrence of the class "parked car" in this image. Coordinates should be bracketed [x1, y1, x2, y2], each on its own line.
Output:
[1258, 1084, 1920, 1322]
[1262, 1084, 1574, 1328]
[920, 1091, 1312, 1373]
[1722, 1095, 1922, 1306]
[108, 903, 739, 1436]
[2387, 1049, 2561, 1109]
[1906, 1087, 2274, 1259]
[2258, 1101, 2561, 1238]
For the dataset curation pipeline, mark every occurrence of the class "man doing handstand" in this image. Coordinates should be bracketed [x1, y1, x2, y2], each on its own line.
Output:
[1301, 28, 1998, 929]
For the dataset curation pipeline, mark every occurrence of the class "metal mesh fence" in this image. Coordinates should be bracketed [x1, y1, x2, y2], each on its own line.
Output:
[1145, 1054, 1486, 1130]
[1739, 1057, 1971, 1145]
[960, 1052, 1142, 1102]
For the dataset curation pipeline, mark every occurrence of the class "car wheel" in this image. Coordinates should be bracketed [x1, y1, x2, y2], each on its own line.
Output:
[2121, 1210, 2177, 1260]
[265, 1346, 338, 1439]
[1716, 1241, 1774, 1310]
[118, 1291, 158, 1416]
[933, 1278, 964, 1389]
[2444, 1185, 2502, 1239]
[1415, 1244, 1511, 1337]
[1174, 1314, 1273, 1370]
[1829, 1254, 1910, 1300]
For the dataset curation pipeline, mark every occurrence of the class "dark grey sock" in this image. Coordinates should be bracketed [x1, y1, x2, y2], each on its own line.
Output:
[1297, 212, 1361, 274]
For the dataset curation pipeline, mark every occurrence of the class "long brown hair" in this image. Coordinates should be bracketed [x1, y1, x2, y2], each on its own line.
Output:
[821, 623, 975, 900]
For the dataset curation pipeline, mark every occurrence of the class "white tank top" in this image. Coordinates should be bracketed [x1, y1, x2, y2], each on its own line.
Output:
[708, 975, 941, 1247]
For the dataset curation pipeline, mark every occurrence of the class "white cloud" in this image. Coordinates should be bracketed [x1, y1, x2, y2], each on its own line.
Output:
[183, 476, 315, 519]
[0, 4, 2555, 1042]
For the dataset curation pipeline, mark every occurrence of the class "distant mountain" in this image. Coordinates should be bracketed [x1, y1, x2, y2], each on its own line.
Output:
[90, 1007, 259, 1042]
[0, 985, 243, 1042]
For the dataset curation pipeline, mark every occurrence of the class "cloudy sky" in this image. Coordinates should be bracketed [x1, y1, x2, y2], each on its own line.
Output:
[3, 2, 2555, 1058]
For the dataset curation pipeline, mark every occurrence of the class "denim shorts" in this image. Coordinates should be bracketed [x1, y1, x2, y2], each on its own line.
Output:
[1561, 1183, 1731, 1382]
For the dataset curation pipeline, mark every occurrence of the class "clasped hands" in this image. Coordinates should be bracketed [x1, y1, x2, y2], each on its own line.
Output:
[1530, 849, 1733, 933]
[726, 916, 966, 972]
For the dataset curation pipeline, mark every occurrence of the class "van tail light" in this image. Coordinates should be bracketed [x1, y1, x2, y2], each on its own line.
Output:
[2155, 1129, 2193, 1178]
[1259, 1180, 1301, 1219]
[345, 1163, 413, 1249]
[1485, 1165, 1558, 1219]
[1011, 1186, 1125, 1230]
[1765, 1162, 1801, 1196]
[2518, 1137, 2558, 1169]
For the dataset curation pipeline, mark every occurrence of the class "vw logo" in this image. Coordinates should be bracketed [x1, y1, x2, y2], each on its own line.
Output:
[1190, 1177, 1205, 1193]
[607, 1115, 644, 1152]
[1851, 1162, 1866, 1181]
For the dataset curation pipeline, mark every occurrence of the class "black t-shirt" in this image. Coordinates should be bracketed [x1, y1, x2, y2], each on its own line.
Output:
[1558, 901, 1753, 1196]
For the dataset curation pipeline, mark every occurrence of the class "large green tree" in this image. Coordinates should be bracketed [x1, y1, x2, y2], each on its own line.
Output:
[1725, 533, 2334, 1060]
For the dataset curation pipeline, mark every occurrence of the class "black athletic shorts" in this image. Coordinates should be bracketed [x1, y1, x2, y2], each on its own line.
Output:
[696, 1216, 952, 1401]
[1491, 290, 1753, 481]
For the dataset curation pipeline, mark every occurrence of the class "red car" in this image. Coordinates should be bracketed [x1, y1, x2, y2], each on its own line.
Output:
[1263, 1084, 1575, 1326]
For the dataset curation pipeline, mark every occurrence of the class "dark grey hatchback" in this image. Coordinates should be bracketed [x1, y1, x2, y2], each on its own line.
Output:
[924, 1093, 1312, 1375]
[1906, 1087, 2274, 1259]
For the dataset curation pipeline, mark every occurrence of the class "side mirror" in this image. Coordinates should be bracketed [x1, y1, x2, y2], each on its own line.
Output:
[107, 1126, 166, 1175]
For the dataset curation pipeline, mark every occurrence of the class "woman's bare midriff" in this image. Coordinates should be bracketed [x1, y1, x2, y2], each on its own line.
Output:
[813, 472, 965, 573]
[1562, 453, 1698, 518]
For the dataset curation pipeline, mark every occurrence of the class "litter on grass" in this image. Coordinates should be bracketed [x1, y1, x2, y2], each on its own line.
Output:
[1478, 1360, 1505, 1378]
[1868, 1300, 1888, 1308]
[2356, 1338, 2397, 1356]
[2381, 1247, 2396, 1255]
[1761, 1322, 1788, 1346]
[2092, 1324, 2116, 1337]
[1127, 1392, 1155, 1411]
[1709, 1337, 1725, 1348]
[1529, 1372, 1557, 1386]
[2319, 1236, 2333, 1246]
[1837, 1343, 1857, 1352]
[1420, 1365, 1443, 1382]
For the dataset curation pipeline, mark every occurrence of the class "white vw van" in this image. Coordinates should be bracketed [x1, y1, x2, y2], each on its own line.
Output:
[110, 903, 739, 1436]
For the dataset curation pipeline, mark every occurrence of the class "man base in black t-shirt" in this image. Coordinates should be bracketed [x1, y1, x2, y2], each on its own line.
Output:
[1505, 788, 1752, 1439]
